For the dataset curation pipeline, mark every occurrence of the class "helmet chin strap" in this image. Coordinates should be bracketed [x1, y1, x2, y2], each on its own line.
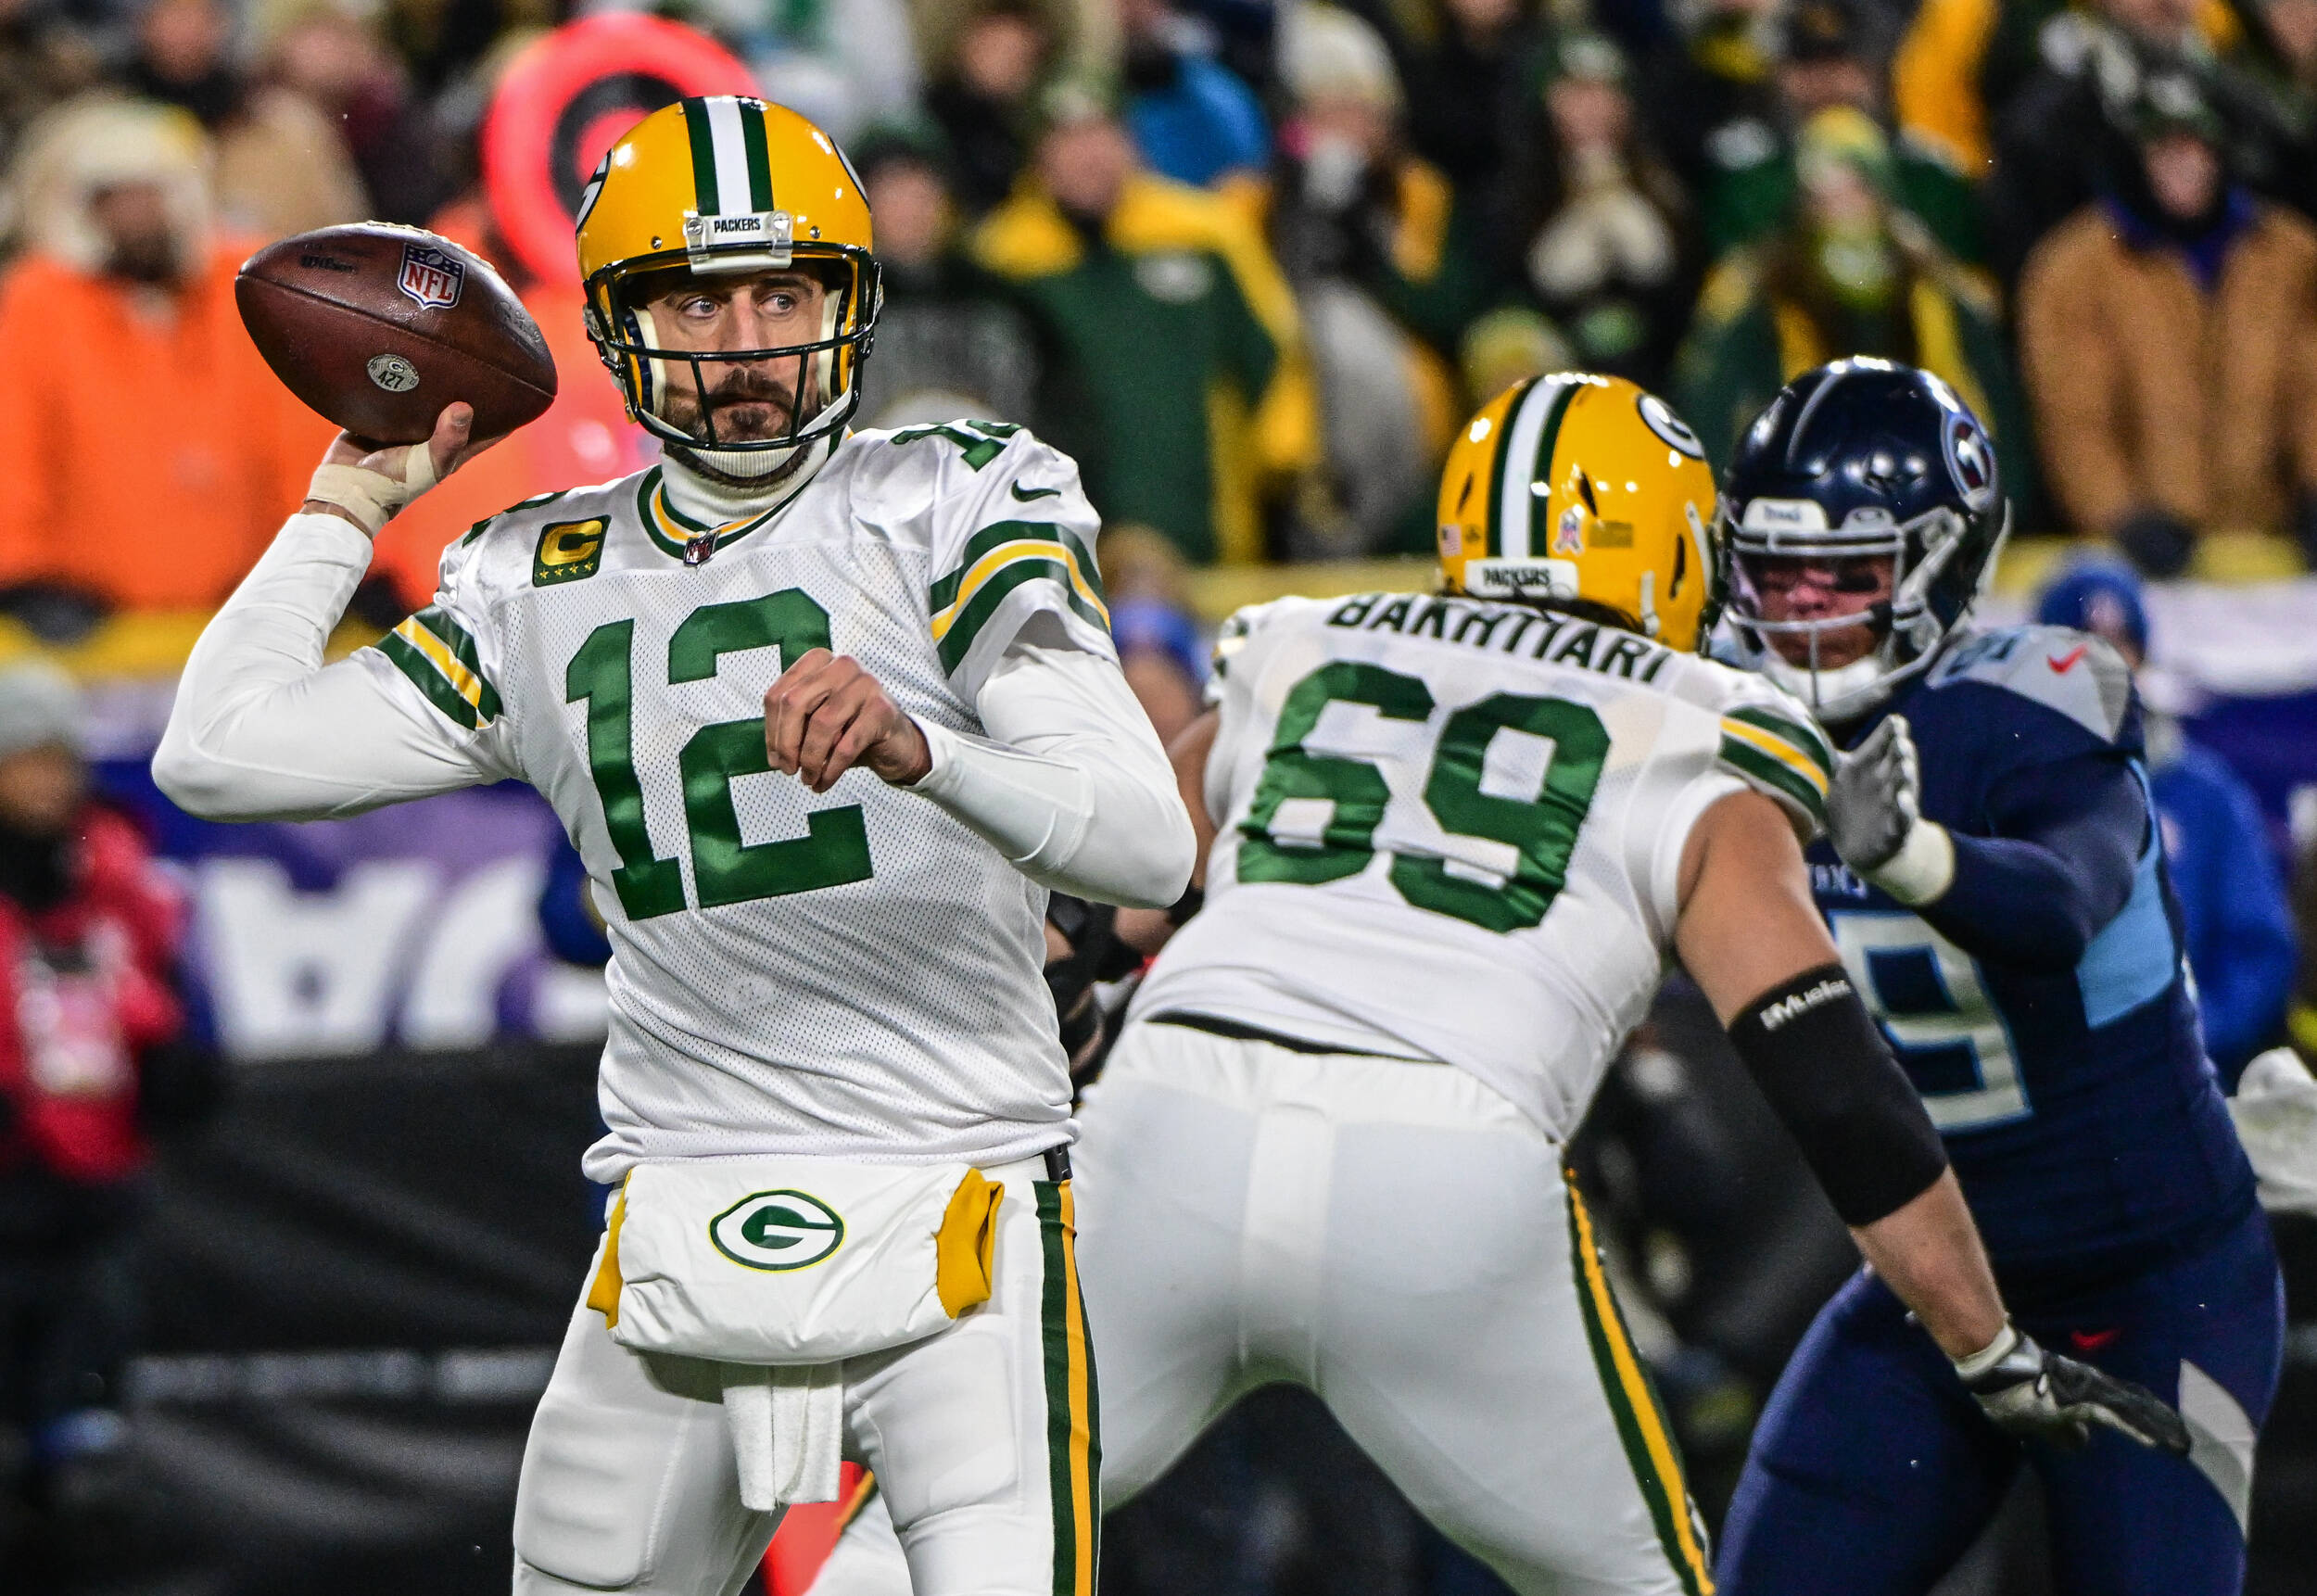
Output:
[1758, 646, 1892, 727]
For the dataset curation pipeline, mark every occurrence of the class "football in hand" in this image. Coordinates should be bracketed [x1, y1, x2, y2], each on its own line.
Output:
[236, 223, 558, 445]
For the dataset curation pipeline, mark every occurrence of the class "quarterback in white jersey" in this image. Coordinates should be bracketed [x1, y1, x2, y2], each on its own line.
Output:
[157, 98, 1192, 1596]
[812, 375, 2186, 1596]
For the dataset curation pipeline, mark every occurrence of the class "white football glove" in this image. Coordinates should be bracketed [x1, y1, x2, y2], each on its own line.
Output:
[1827, 716, 1954, 905]
[2229, 1047, 2317, 1217]
[1953, 1323, 2190, 1454]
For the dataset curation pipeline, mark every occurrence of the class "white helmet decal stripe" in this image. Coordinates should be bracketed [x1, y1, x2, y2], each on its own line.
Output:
[1496, 377, 1562, 560]
[703, 96, 758, 220]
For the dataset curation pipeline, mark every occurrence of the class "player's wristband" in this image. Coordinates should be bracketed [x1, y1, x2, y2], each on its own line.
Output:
[1726, 962, 1950, 1226]
[1864, 819, 1955, 906]
[1164, 882, 1204, 927]
[1952, 1321, 2020, 1380]
[308, 443, 438, 538]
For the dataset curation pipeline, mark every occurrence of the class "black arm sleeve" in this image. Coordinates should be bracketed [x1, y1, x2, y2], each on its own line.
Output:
[1727, 964, 1950, 1226]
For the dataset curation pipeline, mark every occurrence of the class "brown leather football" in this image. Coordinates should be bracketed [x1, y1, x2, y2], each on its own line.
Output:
[236, 223, 559, 445]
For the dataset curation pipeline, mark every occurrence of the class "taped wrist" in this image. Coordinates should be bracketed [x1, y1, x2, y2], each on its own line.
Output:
[1866, 819, 1956, 906]
[308, 442, 438, 537]
[1727, 963, 1949, 1225]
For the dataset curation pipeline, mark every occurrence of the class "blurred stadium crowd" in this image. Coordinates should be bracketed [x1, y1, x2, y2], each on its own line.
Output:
[2, 0, 2317, 602]
[0, 0, 2314, 1590]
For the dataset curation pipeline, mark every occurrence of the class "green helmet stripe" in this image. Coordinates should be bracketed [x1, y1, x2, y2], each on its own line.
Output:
[1524, 378, 1581, 557]
[740, 99, 775, 211]
[681, 97, 721, 213]
[1482, 376, 1538, 561]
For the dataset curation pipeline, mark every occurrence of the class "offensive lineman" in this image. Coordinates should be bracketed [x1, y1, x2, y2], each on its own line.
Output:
[1712, 360, 2284, 1594]
[154, 97, 1194, 1596]
[814, 374, 2185, 1596]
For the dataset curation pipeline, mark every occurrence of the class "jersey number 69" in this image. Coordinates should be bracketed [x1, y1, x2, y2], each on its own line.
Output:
[1236, 661, 1607, 933]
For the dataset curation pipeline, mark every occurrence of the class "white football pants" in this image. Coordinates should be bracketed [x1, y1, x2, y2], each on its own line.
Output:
[510, 1154, 1098, 1596]
[812, 1020, 1714, 1596]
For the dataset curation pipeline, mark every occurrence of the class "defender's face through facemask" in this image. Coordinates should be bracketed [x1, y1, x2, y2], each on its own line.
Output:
[1741, 552, 1894, 672]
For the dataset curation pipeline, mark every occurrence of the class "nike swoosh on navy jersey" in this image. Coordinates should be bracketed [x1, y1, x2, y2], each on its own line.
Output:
[2047, 644, 2089, 673]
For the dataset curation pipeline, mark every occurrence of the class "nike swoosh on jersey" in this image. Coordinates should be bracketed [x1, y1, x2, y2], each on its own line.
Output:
[2047, 644, 2089, 673]
[1010, 481, 1061, 501]
[2069, 1327, 2121, 1353]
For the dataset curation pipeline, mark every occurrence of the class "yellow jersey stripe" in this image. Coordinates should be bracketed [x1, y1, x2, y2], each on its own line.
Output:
[394, 617, 487, 712]
[1720, 717, 1830, 799]
[931, 541, 1110, 641]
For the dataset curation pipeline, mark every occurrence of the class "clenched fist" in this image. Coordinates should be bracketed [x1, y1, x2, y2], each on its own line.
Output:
[763, 649, 932, 792]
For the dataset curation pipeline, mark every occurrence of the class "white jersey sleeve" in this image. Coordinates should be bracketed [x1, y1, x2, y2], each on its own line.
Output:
[154, 512, 517, 821]
[351, 514, 526, 775]
[902, 423, 1115, 703]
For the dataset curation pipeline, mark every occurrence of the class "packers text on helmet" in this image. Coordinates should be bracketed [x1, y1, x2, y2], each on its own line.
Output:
[1436, 374, 1722, 653]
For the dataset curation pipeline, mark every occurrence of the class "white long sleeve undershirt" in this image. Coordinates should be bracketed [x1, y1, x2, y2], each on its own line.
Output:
[154, 513, 505, 820]
[907, 640, 1192, 908]
[154, 513, 1194, 908]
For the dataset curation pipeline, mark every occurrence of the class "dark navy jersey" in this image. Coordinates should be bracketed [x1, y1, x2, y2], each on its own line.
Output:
[1808, 626, 2256, 1294]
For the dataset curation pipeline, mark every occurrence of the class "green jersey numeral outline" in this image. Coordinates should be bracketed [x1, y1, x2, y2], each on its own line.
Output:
[1236, 662, 1609, 932]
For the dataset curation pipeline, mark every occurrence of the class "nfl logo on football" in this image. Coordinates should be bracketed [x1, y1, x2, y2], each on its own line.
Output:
[397, 243, 464, 310]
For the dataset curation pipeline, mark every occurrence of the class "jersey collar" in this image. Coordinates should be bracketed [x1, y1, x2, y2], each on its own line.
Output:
[637, 464, 809, 564]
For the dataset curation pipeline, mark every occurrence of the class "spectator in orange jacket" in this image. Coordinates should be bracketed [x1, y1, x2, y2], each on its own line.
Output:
[0, 98, 336, 622]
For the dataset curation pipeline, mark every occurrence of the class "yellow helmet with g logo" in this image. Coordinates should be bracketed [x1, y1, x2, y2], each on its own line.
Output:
[575, 95, 879, 454]
[1437, 374, 1722, 652]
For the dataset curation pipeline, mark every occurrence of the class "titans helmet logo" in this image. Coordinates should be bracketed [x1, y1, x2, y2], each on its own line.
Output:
[1943, 412, 1996, 512]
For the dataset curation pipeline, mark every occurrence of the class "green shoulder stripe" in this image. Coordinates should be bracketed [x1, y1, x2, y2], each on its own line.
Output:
[929, 521, 1104, 613]
[375, 605, 501, 728]
[937, 559, 1109, 675]
[1719, 734, 1826, 827]
[377, 632, 481, 728]
[1725, 704, 1834, 782]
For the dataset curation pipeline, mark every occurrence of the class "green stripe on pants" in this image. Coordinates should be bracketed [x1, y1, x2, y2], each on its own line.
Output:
[1565, 1179, 1714, 1595]
[1036, 1181, 1098, 1596]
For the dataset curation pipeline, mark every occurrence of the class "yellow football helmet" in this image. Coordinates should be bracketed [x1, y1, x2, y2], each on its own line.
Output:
[575, 95, 880, 455]
[1437, 374, 1722, 652]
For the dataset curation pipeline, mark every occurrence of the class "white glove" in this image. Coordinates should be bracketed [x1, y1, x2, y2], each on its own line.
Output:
[2229, 1046, 2317, 1217]
[1827, 716, 1954, 905]
[1953, 1323, 2190, 1453]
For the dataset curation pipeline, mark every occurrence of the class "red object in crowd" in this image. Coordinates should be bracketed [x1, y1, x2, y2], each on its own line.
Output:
[482, 15, 759, 290]
[0, 809, 185, 1184]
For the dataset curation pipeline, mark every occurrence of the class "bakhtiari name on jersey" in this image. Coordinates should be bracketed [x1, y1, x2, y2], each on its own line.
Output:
[1325, 591, 1674, 682]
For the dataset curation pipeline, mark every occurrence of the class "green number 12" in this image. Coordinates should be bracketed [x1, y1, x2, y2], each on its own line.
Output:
[564, 589, 875, 920]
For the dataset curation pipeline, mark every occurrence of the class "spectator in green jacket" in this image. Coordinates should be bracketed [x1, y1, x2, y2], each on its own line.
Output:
[971, 82, 1320, 563]
[1674, 106, 2031, 499]
[1698, 0, 1983, 266]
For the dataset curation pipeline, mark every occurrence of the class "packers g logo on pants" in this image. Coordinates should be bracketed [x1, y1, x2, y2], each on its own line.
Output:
[710, 1190, 845, 1271]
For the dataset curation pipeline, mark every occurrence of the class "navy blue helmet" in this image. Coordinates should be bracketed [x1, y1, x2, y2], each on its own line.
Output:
[1719, 359, 2008, 725]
